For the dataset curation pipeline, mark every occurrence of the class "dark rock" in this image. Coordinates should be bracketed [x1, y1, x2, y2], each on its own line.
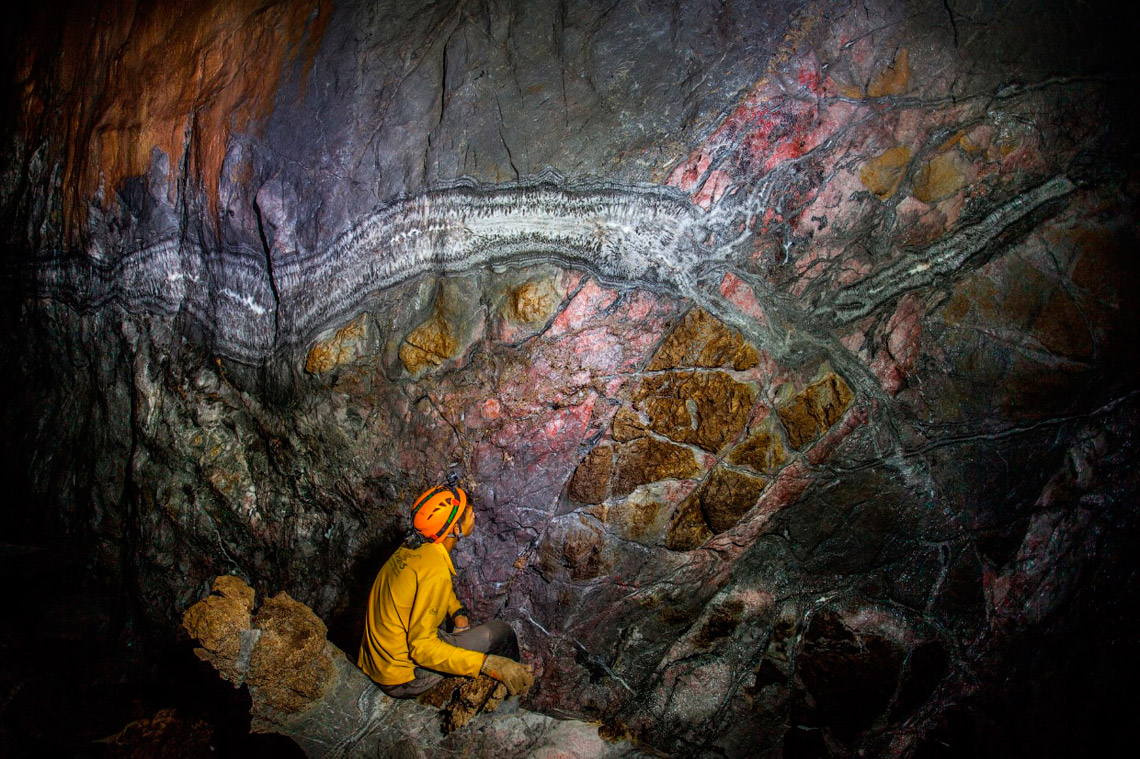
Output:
[890, 641, 949, 721]
[795, 608, 906, 741]
[3, 0, 1139, 756]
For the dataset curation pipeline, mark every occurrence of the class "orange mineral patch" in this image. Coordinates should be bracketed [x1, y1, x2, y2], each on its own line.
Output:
[859, 146, 912, 200]
[867, 48, 910, 97]
[21, 0, 331, 242]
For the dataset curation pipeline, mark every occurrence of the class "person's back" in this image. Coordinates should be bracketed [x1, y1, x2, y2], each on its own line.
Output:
[357, 481, 534, 699]
[358, 540, 484, 687]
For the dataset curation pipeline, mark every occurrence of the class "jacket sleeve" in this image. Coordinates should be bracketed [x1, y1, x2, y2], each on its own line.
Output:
[406, 569, 485, 677]
[447, 593, 463, 618]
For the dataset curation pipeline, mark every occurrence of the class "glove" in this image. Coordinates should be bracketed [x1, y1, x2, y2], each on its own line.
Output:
[480, 654, 535, 696]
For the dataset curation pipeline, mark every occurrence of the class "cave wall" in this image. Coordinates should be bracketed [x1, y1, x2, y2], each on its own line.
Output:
[2, 0, 1138, 756]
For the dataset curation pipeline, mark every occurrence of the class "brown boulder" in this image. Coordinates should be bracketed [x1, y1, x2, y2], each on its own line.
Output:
[611, 405, 649, 443]
[247, 591, 337, 717]
[506, 277, 562, 324]
[180, 575, 255, 686]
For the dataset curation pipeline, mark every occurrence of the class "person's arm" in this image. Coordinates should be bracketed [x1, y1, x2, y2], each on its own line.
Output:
[447, 594, 470, 631]
[406, 572, 484, 677]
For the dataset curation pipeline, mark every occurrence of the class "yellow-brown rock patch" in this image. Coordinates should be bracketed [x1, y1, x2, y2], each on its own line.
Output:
[635, 371, 756, 452]
[400, 310, 460, 373]
[860, 146, 912, 200]
[777, 372, 855, 449]
[912, 151, 969, 204]
[613, 437, 701, 497]
[304, 313, 372, 374]
[729, 415, 789, 474]
[506, 277, 562, 324]
[648, 307, 760, 371]
[867, 48, 910, 97]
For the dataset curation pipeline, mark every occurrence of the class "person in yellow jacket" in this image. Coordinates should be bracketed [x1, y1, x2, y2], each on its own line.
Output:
[358, 481, 535, 699]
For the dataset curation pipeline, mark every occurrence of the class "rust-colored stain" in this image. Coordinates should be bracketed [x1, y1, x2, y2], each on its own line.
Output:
[18, 0, 331, 242]
[867, 47, 909, 98]
[859, 145, 912, 200]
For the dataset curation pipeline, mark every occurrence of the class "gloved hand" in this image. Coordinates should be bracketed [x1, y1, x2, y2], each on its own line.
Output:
[480, 654, 535, 696]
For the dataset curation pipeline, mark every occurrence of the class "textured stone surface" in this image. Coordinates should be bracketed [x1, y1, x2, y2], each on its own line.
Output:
[665, 466, 768, 548]
[776, 371, 855, 450]
[181, 575, 256, 686]
[613, 437, 702, 497]
[693, 466, 769, 534]
[635, 371, 757, 452]
[729, 414, 789, 474]
[3, 1, 1139, 757]
[568, 445, 614, 505]
[305, 314, 375, 375]
[247, 592, 337, 719]
[100, 708, 214, 759]
[859, 146, 913, 200]
[646, 307, 760, 371]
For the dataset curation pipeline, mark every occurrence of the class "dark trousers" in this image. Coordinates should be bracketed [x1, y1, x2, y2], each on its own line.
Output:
[379, 619, 519, 698]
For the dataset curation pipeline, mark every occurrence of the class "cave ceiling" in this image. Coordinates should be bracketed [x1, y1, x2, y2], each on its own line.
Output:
[1, 0, 1137, 757]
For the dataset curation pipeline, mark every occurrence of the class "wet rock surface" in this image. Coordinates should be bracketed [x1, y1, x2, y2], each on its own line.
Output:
[2, 0, 1139, 757]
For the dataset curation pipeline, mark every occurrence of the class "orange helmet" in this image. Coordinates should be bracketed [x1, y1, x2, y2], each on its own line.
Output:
[411, 484, 469, 543]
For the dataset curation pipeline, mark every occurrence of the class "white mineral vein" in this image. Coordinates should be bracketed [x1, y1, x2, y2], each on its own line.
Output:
[32, 171, 1074, 363]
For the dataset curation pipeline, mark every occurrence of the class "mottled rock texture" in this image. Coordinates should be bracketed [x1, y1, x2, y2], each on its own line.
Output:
[2, 0, 1138, 757]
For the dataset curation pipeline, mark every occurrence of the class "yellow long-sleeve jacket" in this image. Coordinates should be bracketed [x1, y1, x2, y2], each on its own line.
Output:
[357, 540, 485, 686]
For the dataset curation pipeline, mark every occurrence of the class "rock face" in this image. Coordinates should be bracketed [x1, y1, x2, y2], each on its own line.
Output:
[2, 1, 1139, 757]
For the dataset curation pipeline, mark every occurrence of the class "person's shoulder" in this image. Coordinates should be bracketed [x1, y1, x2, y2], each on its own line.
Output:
[401, 541, 443, 565]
